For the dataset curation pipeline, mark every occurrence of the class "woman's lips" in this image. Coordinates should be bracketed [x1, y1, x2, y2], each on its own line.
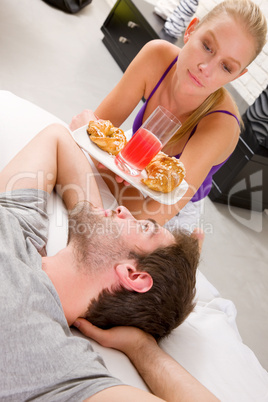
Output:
[188, 70, 204, 87]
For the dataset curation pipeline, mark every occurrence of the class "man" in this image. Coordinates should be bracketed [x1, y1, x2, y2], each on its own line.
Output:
[0, 123, 217, 401]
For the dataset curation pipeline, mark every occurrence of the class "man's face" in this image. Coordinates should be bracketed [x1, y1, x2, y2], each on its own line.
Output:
[68, 202, 175, 270]
[91, 205, 175, 254]
[69, 202, 175, 261]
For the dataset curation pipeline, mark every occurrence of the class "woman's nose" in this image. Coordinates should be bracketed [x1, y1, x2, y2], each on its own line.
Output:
[198, 60, 214, 77]
[116, 206, 135, 220]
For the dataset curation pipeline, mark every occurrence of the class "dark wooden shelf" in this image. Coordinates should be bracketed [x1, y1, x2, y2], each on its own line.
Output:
[101, 0, 182, 71]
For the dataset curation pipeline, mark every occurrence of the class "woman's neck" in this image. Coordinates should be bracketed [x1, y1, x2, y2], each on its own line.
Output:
[170, 81, 208, 121]
[156, 73, 207, 123]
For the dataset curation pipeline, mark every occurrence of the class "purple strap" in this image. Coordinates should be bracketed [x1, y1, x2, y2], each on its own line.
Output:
[147, 56, 178, 103]
[132, 56, 178, 134]
[178, 109, 240, 156]
[205, 110, 240, 127]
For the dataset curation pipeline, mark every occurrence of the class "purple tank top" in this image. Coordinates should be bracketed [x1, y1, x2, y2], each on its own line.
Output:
[132, 57, 240, 202]
[132, 56, 178, 134]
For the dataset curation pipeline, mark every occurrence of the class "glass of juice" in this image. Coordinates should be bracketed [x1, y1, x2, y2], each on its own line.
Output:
[115, 106, 181, 176]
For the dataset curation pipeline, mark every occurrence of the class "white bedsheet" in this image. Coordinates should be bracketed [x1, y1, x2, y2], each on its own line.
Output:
[1, 90, 267, 401]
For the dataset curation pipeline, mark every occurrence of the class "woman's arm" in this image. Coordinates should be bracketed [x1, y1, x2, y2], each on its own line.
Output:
[74, 321, 220, 402]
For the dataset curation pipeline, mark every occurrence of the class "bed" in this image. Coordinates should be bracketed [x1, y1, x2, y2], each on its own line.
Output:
[1, 90, 267, 401]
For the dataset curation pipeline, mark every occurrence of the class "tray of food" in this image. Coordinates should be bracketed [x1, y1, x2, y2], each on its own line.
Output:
[72, 121, 188, 205]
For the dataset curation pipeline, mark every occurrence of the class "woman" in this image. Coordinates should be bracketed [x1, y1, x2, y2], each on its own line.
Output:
[70, 0, 267, 228]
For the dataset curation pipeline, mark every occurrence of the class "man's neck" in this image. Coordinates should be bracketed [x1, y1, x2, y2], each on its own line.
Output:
[42, 247, 101, 326]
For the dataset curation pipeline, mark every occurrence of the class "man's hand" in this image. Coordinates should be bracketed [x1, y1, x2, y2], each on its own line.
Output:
[70, 109, 98, 131]
[73, 319, 219, 402]
[73, 319, 156, 357]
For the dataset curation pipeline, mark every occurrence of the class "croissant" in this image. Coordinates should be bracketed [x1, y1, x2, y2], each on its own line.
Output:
[87, 120, 127, 155]
[142, 152, 186, 193]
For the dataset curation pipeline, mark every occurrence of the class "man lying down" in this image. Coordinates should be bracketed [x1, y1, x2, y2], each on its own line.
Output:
[0, 123, 218, 401]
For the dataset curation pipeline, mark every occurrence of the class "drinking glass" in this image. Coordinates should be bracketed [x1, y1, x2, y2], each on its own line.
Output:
[115, 106, 181, 176]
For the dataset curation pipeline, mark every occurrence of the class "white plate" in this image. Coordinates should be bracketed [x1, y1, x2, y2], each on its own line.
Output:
[72, 125, 188, 205]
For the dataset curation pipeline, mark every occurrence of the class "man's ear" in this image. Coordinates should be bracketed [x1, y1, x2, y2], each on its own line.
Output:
[184, 17, 199, 43]
[115, 263, 153, 293]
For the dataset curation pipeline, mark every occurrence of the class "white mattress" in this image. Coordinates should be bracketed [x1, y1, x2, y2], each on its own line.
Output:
[1, 90, 267, 401]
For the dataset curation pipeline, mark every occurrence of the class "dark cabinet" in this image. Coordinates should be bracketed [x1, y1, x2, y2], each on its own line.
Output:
[209, 134, 268, 212]
[209, 107, 268, 212]
[101, 0, 180, 71]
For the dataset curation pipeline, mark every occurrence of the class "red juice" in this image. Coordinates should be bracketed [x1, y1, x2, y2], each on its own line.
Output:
[119, 128, 162, 170]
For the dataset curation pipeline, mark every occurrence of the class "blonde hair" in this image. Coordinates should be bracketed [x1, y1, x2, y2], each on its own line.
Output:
[168, 0, 267, 146]
[199, 0, 267, 61]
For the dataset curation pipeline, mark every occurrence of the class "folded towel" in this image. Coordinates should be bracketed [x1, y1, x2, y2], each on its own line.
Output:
[154, 0, 181, 21]
[164, 0, 199, 38]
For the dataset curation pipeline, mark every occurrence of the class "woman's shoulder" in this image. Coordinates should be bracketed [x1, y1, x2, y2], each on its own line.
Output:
[141, 39, 181, 63]
[135, 40, 181, 99]
[196, 88, 241, 155]
[129, 40, 180, 81]
[145, 39, 181, 51]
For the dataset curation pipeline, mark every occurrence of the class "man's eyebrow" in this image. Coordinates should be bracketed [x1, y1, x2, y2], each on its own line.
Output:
[207, 30, 241, 68]
[147, 218, 160, 234]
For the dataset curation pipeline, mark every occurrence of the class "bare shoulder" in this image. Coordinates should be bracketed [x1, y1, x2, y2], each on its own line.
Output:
[134, 40, 180, 98]
[124, 40, 179, 83]
[142, 39, 181, 56]
[204, 88, 241, 131]
[217, 88, 241, 117]
[136, 40, 180, 71]
[193, 89, 241, 162]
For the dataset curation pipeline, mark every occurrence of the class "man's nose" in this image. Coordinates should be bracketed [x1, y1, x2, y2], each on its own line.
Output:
[116, 206, 135, 220]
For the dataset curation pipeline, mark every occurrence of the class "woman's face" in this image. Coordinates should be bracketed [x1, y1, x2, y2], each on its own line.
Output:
[177, 13, 255, 98]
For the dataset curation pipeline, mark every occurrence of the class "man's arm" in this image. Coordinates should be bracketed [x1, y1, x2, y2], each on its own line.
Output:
[0, 123, 103, 210]
[73, 320, 220, 402]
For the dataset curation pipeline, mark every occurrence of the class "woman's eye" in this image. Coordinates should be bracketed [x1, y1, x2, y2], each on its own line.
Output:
[222, 63, 232, 74]
[203, 42, 212, 52]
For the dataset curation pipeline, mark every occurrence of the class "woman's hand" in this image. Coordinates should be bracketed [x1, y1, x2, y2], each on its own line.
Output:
[69, 109, 97, 131]
[114, 174, 130, 186]
[97, 162, 130, 187]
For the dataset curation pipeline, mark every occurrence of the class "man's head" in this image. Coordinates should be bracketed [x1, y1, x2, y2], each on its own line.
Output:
[67, 202, 199, 340]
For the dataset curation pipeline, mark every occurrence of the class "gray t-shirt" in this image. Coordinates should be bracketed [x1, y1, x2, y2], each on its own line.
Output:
[0, 189, 122, 401]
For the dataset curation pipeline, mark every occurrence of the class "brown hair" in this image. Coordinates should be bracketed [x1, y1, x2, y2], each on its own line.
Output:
[168, 0, 267, 147]
[85, 231, 199, 340]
